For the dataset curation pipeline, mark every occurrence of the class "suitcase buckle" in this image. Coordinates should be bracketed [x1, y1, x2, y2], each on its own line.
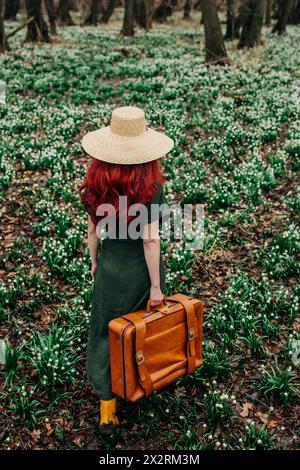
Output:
[188, 327, 196, 340]
[135, 350, 145, 365]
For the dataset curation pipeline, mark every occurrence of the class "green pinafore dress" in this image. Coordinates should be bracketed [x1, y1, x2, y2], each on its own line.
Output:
[83, 183, 168, 400]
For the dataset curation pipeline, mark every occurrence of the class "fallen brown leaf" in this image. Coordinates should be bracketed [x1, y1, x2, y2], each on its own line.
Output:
[53, 417, 64, 426]
[267, 419, 279, 429]
[31, 429, 41, 441]
[45, 423, 54, 436]
[256, 411, 269, 426]
[73, 437, 82, 447]
[240, 402, 254, 417]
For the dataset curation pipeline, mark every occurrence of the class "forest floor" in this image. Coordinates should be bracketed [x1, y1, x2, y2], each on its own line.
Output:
[0, 10, 299, 450]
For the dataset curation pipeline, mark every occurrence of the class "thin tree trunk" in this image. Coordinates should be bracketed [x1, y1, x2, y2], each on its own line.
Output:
[101, 0, 117, 23]
[25, 0, 50, 42]
[265, 0, 272, 25]
[288, 0, 300, 23]
[0, 0, 9, 52]
[153, 0, 172, 22]
[272, 0, 293, 34]
[224, 0, 239, 39]
[201, 0, 229, 64]
[122, 0, 134, 36]
[134, 0, 151, 29]
[4, 0, 20, 20]
[57, 0, 74, 25]
[44, 0, 56, 34]
[238, 0, 265, 48]
[85, 0, 100, 25]
[183, 0, 192, 19]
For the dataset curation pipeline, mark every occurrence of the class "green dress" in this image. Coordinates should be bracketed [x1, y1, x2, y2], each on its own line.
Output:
[83, 183, 168, 400]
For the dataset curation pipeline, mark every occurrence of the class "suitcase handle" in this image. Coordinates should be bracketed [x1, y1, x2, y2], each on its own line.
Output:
[144, 294, 195, 315]
[145, 295, 167, 312]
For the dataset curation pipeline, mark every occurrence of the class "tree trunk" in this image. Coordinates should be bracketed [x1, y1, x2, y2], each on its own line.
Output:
[224, 0, 240, 40]
[0, 0, 9, 52]
[122, 0, 134, 36]
[134, 0, 152, 29]
[265, 0, 272, 24]
[4, 0, 20, 20]
[57, 0, 74, 25]
[153, 0, 172, 22]
[238, 0, 265, 48]
[201, 0, 229, 64]
[85, 0, 100, 25]
[288, 0, 300, 24]
[102, 0, 117, 23]
[183, 0, 192, 19]
[25, 0, 50, 42]
[44, 0, 56, 34]
[272, 0, 293, 34]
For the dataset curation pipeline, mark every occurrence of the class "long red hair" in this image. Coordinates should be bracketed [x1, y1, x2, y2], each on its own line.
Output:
[80, 158, 166, 225]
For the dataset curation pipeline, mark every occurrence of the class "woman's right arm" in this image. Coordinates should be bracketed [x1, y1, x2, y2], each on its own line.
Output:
[142, 219, 164, 307]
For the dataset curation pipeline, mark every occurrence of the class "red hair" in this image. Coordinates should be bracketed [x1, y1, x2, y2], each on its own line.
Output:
[80, 158, 166, 225]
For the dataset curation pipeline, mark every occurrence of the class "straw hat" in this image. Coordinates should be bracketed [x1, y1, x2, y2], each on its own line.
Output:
[81, 106, 174, 164]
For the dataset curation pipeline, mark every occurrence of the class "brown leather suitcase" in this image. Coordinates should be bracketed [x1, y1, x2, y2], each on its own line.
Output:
[108, 293, 204, 402]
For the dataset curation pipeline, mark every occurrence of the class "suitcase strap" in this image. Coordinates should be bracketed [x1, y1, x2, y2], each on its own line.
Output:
[167, 294, 197, 374]
[120, 313, 154, 397]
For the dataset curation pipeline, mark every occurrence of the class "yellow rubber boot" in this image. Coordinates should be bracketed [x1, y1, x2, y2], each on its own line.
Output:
[99, 398, 120, 425]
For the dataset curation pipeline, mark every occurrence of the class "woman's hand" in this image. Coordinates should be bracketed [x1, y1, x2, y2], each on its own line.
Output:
[150, 286, 164, 306]
[91, 262, 97, 280]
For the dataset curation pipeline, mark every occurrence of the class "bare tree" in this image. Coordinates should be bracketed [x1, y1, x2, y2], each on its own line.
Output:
[4, 0, 20, 20]
[122, 0, 134, 36]
[134, 0, 152, 29]
[238, 0, 265, 48]
[102, 0, 117, 23]
[288, 0, 300, 24]
[44, 0, 56, 34]
[153, 0, 173, 22]
[224, 0, 241, 40]
[272, 0, 293, 34]
[85, 0, 100, 25]
[201, 0, 229, 64]
[0, 0, 9, 51]
[25, 0, 50, 42]
[265, 0, 273, 25]
[183, 0, 192, 19]
[57, 0, 74, 25]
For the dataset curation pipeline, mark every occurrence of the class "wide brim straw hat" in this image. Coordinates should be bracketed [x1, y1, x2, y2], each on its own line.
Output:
[81, 106, 174, 164]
